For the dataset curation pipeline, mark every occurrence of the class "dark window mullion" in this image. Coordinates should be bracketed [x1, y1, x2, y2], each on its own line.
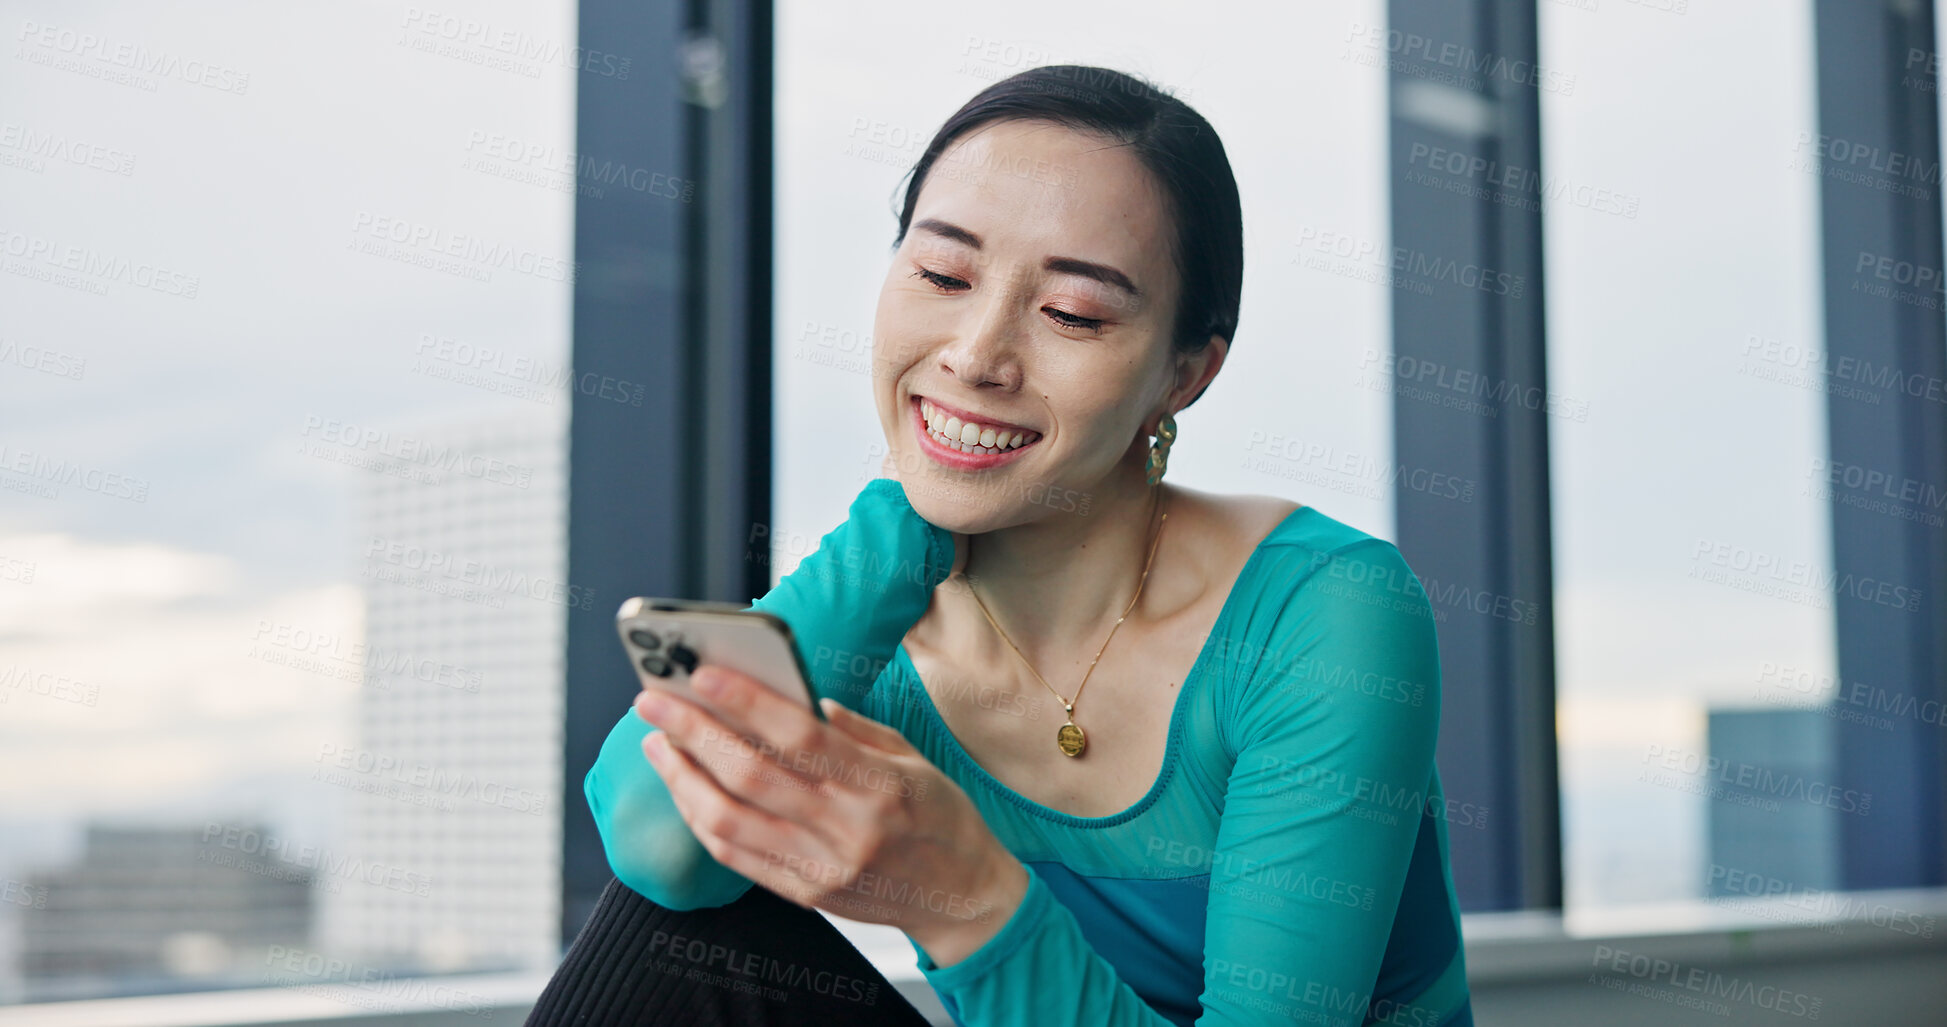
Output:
[1387, 0, 1562, 913]
[1813, 0, 1947, 890]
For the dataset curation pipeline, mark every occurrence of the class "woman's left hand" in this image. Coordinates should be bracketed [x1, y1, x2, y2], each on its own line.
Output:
[634, 665, 1028, 966]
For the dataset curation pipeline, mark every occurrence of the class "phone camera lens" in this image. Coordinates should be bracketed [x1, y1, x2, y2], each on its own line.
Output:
[667, 644, 698, 674]
[639, 654, 672, 678]
[628, 629, 661, 650]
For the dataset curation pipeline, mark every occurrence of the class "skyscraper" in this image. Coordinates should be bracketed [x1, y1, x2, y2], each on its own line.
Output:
[21, 823, 311, 1002]
[1704, 708, 1838, 896]
[317, 406, 568, 974]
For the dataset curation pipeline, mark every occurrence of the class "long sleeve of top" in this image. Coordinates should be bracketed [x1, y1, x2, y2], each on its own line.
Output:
[586, 480, 1473, 1026]
[583, 476, 956, 910]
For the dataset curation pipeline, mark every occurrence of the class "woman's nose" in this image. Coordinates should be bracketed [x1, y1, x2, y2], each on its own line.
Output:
[938, 299, 1022, 390]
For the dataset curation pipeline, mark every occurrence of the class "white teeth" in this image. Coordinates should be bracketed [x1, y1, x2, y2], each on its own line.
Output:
[917, 398, 1039, 453]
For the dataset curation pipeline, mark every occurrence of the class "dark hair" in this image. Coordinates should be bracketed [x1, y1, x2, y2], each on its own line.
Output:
[892, 65, 1244, 407]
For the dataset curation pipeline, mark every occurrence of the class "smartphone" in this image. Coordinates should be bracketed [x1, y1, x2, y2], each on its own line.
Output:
[615, 596, 823, 717]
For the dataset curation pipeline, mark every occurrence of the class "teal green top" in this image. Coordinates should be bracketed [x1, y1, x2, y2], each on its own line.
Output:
[587, 478, 1472, 1026]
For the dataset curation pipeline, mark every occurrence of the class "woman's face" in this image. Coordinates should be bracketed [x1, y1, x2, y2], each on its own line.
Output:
[872, 118, 1194, 534]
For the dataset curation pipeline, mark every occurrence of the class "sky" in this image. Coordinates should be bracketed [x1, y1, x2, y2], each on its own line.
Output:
[0, 0, 579, 883]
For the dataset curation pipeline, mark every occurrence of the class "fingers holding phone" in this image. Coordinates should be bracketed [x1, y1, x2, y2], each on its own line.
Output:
[634, 670, 835, 827]
[617, 595, 832, 805]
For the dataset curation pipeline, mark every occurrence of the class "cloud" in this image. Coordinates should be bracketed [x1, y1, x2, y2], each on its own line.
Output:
[0, 530, 361, 820]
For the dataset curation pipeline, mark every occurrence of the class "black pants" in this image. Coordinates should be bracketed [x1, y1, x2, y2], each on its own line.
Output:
[525, 877, 937, 1026]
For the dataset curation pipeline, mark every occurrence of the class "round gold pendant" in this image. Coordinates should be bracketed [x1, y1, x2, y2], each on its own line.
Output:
[1056, 722, 1087, 757]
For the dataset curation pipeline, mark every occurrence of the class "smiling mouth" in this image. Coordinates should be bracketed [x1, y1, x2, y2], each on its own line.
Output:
[913, 396, 1043, 456]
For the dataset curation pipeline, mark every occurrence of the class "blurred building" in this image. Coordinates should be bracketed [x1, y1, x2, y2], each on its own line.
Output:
[1704, 708, 1839, 896]
[316, 407, 568, 973]
[20, 823, 311, 1002]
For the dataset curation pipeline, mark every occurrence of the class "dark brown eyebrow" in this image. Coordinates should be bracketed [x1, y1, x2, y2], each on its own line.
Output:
[912, 217, 1143, 300]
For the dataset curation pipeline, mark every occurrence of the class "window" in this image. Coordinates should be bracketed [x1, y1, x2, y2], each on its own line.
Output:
[1538, 0, 1837, 914]
[0, 0, 576, 1005]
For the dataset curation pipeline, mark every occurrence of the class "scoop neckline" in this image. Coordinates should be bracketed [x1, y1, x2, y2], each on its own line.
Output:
[890, 502, 1316, 829]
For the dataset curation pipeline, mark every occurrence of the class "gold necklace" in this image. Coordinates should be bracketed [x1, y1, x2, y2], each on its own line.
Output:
[964, 488, 1169, 758]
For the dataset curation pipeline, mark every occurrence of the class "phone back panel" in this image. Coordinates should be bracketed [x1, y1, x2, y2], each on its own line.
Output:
[616, 597, 816, 712]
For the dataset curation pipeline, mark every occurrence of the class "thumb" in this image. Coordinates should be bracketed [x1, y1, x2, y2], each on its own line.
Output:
[819, 697, 913, 753]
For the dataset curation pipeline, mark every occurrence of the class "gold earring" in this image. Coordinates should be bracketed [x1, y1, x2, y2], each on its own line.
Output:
[1145, 413, 1177, 485]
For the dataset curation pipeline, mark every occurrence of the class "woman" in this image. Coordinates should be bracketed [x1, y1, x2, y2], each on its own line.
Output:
[528, 65, 1472, 1027]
